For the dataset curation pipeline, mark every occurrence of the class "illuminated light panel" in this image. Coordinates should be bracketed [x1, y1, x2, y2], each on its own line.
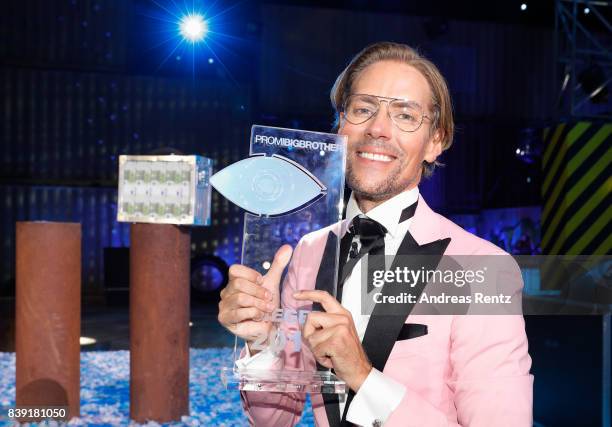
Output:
[117, 155, 212, 226]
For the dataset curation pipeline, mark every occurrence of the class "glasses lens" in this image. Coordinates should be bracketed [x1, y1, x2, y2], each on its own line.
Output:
[389, 100, 423, 132]
[344, 95, 379, 125]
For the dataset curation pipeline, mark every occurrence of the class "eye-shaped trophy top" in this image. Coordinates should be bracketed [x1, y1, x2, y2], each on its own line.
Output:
[210, 154, 327, 217]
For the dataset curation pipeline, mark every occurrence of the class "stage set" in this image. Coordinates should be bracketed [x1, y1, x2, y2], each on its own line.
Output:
[0, 1, 611, 426]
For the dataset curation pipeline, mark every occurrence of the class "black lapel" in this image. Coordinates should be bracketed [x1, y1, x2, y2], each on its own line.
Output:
[313, 230, 352, 306]
[340, 232, 450, 423]
[313, 230, 347, 427]
[361, 232, 451, 372]
[336, 230, 353, 302]
[313, 231, 339, 309]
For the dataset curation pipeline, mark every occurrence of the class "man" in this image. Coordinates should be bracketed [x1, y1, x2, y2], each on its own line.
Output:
[218, 42, 533, 426]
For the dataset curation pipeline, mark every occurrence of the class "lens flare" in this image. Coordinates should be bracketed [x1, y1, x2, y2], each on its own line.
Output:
[179, 14, 208, 42]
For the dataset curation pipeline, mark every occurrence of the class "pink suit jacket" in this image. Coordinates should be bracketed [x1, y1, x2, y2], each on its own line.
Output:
[241, 195, 533, 426]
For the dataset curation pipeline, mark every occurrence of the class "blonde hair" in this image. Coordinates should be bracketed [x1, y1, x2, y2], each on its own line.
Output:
[330, 42, 454, 177]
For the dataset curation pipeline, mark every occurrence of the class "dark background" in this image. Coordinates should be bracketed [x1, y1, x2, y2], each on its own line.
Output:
[0, 1, 610, 426]
[0, 0, 563, 291]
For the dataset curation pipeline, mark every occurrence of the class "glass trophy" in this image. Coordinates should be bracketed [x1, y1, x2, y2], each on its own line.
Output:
[211, 125, 347, 394]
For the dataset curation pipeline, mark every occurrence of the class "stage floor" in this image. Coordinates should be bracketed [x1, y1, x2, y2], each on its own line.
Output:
[0, 348, 314, 426]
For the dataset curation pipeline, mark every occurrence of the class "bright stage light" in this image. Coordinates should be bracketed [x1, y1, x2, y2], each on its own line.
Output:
[520, 3, 527, 11]
[179, 14, 208, 42]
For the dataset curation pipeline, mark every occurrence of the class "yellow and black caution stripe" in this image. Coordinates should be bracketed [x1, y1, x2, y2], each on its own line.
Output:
[541, 122, 611, 255]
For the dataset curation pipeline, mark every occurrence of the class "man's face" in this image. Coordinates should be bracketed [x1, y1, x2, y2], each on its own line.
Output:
[339, 60, 442, 202]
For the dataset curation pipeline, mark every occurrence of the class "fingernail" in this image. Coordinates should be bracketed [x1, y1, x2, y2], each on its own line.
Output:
[257, 276, 264, 285]
[293, 292, 300, 298]
[267, 303, 275, 311]
[265, 291, 271, 300]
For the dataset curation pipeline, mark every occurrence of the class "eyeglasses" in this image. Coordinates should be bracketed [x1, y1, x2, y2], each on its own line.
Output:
[342, 93, 432, 132]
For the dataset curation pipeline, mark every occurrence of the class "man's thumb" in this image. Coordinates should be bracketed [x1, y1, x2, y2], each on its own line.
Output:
[264, 244, 293, 285]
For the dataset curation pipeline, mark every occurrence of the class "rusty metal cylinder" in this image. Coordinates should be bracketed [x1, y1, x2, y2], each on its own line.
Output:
[15, 221, 81, 421]
[130, 223, 191, 422]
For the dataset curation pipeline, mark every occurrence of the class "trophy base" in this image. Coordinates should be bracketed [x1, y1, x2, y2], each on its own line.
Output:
[221, 367, 347, 394]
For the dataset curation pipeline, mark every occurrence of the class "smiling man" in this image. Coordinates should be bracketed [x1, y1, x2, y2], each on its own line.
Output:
[218, 42, 533, 426]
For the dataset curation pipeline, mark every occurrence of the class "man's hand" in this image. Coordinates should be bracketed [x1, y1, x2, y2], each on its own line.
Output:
[294, 290, 372, 392]
[218, 245, 293, 350]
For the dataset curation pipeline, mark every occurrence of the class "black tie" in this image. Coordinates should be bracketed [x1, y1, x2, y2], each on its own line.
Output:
[338, 217, 386, 300]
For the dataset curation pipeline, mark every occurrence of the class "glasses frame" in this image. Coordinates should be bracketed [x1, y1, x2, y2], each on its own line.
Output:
[342, 93, 433, 133]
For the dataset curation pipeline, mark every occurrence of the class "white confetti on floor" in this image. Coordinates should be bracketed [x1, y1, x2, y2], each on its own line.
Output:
[0, 349, 314, 426]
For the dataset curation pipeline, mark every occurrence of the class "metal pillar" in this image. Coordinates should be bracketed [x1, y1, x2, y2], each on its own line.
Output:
[129, 223, 191, 422]
[15, 221, 81, 421]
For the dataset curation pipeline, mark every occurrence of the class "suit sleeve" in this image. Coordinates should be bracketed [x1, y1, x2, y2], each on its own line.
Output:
[240, 239, 308, 427]
[384, 259, 533, 427]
